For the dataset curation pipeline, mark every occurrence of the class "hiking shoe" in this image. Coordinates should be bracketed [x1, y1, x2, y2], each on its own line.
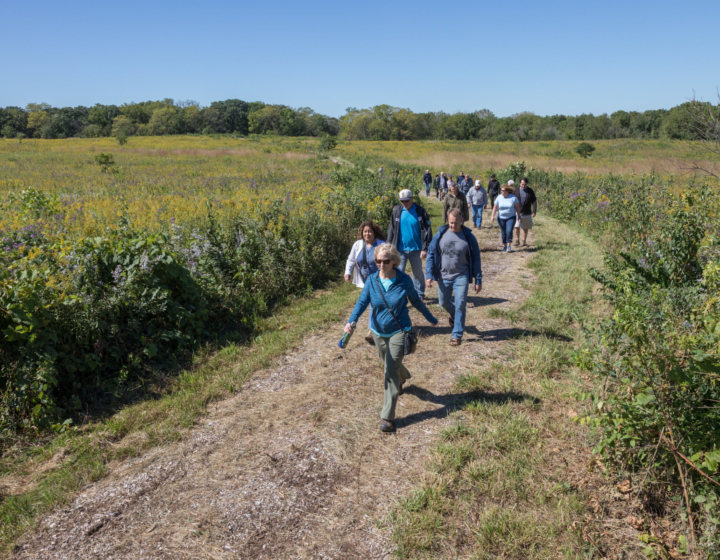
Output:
[380, 420, 396, 433]
[514, 239, 520, 246]
[507, 246, 512, 253]
[448, 315, 455, 327]
[522, 241, 527, 246]
[450, 338, 462, 346]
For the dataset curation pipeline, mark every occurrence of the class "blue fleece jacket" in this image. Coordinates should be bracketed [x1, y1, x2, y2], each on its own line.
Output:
[348, 269, 438, 335]
[425, 225, 483, 285]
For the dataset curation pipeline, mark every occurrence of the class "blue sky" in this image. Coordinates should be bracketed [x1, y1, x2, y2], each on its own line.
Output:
[2, 0, 718, 117]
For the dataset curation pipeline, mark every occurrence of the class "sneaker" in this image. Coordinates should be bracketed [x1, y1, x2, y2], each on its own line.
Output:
[380, 419, 395, 433]
[506, 246, 512, 253]
[514, 239, 520, 246]
[522, 241, 527, 246]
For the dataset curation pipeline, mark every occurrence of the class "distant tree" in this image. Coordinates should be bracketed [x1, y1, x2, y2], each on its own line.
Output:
[115, 131, 128, 145]
[88, 104, 120, 132]
[676, 96, 720, 179]
[575, 142, 596, 158]
[111, 115, 136, 137]
[148, 107, 179, 135]
[27, 110, 50, 137]
[1, 125, 15, 138]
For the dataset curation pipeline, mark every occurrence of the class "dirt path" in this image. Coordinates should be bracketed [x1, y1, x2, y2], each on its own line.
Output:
[14, 199, 538, 559]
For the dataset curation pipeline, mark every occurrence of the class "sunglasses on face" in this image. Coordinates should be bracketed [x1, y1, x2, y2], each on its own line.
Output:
[375, 259, 392, 264]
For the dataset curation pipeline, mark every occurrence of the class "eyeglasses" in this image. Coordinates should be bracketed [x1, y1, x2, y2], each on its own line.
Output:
[375, 259, 392, 265]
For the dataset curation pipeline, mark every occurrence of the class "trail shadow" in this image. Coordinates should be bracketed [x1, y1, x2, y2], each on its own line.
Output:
[467, 296, 507, 307]
[396, 386, 540, 429]
[416, 326, 572, 342]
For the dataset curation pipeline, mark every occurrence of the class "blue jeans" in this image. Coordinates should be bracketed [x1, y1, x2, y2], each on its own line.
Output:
[424, 183, 431, 197]
[437, 274, 469, 340]
[398, 249, 425, 298]
[497, 216, 517, 244]
[471, 204, 484, 228]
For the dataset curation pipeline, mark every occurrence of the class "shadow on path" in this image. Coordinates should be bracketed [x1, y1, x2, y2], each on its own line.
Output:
[416, 326, 572, 343]
[396, 386, 540, 429]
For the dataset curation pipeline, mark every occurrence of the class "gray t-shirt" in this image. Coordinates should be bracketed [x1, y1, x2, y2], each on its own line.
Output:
[515, 187, 527, 213]
[439, 230, 469, 281]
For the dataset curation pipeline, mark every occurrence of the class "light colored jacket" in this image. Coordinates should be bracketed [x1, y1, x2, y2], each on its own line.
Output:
[467, 186, 488, 206]
[345, 239, 386, 288]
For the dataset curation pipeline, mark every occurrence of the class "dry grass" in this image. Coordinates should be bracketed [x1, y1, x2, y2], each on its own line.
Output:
[120, 147, 315, 160]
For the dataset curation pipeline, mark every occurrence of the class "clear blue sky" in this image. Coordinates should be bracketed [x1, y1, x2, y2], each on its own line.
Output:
[2, 0, 718, 118]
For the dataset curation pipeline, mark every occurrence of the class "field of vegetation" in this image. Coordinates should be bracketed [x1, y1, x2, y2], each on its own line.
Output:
[2, 134, 720, 556]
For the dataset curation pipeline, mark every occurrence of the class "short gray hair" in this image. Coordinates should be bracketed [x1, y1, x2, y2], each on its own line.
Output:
[447, 208, 463, 220]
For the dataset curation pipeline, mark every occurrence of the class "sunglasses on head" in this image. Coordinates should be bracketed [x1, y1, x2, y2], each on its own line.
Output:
[375, 258, 392, 264]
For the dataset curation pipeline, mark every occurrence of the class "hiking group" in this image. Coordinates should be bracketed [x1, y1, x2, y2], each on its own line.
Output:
[344, 171, 538, 432]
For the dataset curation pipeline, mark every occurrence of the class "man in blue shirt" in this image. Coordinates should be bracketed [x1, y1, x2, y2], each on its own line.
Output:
[387, 189, 433, 300]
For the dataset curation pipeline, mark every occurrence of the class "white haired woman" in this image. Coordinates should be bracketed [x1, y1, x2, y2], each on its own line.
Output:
[344, 220, 386, 344]
[345, 244, 438, 432]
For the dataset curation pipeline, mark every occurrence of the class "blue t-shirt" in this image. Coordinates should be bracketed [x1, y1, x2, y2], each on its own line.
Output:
[495, 195, 519, 220]
[372, 277, 400, 336]
[398, 205, 422, 252]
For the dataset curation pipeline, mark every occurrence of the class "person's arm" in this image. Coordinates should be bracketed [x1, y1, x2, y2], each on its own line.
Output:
[462, 195, 470, 221]
[470, 236, 482, 288]
[344, 241, 358, 282]
[442, 198, 448, 224]
[347, 280, 372, 325]
[404, 276, 438, 324]
[386, 207, 397, 246]
[491, 201, 498, 221]
[424, 234, 438, 284]
[532, 198, 537, 217]
[514, 201, 522, 215]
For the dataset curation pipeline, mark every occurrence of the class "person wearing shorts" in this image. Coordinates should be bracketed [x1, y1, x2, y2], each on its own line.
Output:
[513, 177, 537, 247]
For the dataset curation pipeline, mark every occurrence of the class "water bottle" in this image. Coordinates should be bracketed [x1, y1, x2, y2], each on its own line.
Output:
[339, 322, 357, 348]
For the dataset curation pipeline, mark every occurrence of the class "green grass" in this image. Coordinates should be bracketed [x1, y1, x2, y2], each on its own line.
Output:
[388, 216, 605, 559]
[0, 281, 359, 552]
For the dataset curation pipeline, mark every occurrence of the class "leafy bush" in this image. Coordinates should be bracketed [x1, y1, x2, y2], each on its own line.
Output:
[0, 168, 399, 434]
[575, 142, 596, 158]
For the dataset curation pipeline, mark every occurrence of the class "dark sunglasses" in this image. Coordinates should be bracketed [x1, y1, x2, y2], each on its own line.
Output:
[375, 259, 392, 264]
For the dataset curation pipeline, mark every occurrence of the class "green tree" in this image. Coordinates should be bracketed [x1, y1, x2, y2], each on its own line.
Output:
[148, 107, 179, 135]
[27, 111, 50, 138]
[575, 142, 596, 158]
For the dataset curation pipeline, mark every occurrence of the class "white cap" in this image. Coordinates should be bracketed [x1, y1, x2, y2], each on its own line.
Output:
[507, 180, 515, 186]
[399, 189, 413, 201]
[475, 180, 482, 186]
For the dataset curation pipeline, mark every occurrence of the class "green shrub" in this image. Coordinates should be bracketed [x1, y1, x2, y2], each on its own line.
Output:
[575, 142, 596, 158]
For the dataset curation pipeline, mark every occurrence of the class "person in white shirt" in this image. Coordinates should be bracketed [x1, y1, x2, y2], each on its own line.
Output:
[345, 220, 386, 344]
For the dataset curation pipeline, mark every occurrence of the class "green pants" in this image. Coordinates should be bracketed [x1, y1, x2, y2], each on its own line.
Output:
[372, 330, 411, 421]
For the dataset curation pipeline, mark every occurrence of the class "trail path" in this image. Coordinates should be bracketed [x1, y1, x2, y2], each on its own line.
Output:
[15, 197, 537, 559]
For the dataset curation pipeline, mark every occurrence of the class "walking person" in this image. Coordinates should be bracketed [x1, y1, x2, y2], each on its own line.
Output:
[433, 173, 441, 199]
[442, 181, 469, 224]
[466, 180, 488, 229]
[490, 184, 521, 252]
[460, 174, 474, 196]
[344, 220, 386, 345]
[487, 173, 500, 208]
[387, 189, 433, 300]
[438, 172, 448, 201]
[422, 169, 432, 197]
[425, 208, 482, 346]
[512, 177, 537, 247]
[345, 244, 438, 432]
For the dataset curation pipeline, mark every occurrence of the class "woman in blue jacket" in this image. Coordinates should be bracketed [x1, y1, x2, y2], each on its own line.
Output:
[345, 244, 438, 432]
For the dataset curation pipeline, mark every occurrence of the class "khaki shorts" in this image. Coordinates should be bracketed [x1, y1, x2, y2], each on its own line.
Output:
[517, 215, 533, 229]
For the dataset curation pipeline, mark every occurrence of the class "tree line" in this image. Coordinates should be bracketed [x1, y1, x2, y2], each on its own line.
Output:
[0, 99, 715, 142]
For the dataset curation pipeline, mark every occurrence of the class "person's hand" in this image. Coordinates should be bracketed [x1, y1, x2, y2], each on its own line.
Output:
[474, 283, 482, 293]
[344, 323, 355, 334]
[426, 279, 433, 289]
[420, 250, 427, 259]
[344, 274, 351, 283]
[430, 316, 439, 325]
[532, 212, 536, 218]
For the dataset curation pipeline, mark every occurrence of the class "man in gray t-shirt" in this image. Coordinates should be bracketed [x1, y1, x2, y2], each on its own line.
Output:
[439, 229, 469, 281]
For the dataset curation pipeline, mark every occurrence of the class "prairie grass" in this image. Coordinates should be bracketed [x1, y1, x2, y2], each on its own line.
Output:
[389, 216, 605, 559]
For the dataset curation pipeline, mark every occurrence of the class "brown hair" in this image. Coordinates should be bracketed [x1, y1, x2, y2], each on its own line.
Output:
[357, 220, 386, 241]
[502, 183, 515, 194]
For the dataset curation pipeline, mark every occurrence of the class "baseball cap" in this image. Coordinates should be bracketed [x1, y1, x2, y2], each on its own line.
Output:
[399, 189, 413, 201]
[507, 180, 515, 186]
[490, 173, 496, 178]
[474, 180, 482, 186]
